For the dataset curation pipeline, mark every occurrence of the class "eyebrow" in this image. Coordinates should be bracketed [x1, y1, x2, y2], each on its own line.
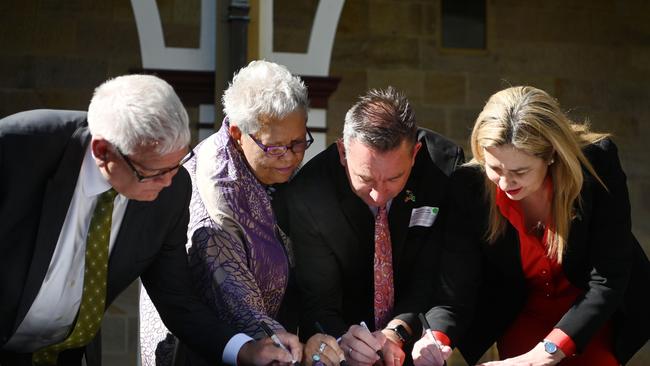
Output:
[357, 172, 405, 181]
[487, 164, 530, 173]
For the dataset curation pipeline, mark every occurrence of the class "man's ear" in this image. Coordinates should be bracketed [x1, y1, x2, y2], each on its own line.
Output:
[91, 137, 110, 167]
[229, 124, 243, 144]
[336, 138, 347, 167]
[411, 141, 422, 166]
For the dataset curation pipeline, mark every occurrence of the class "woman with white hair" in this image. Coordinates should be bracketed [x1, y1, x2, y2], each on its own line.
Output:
[139, 60, 344, 366]
[412, 86, 649, 366]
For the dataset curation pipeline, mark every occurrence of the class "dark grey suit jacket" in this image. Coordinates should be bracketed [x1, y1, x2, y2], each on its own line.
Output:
[281, 128, 464, 345]
[0, 110, 236, 365]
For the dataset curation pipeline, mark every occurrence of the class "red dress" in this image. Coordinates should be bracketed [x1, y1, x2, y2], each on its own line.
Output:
[495, 180, 618, 365]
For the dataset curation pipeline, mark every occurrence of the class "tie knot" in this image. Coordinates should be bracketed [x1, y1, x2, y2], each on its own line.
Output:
[99, 188, 117, 204]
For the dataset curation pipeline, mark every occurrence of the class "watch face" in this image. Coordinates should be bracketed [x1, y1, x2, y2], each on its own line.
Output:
[393, 325, 410, 343]
[544, 341, 558, 354]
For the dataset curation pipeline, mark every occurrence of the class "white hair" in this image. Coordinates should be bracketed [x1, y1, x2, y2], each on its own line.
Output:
[222, 60, 308, 134]
[87, 74, 190, 155]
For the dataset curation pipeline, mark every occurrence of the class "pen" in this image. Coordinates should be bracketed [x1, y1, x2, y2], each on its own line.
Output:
[259, 321, 297, 364]
[418, 313, 447, 366]
[315, 321, 348, 366]
[359, 321, 384, 361]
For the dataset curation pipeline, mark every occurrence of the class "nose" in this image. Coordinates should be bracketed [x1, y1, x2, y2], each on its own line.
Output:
[499, 174, 515, 190]
[369, 187, 389, 207]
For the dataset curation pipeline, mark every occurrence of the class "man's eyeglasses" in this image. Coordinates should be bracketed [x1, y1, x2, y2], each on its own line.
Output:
[248, 130, 314, 157]
[117, 147, 195, 182]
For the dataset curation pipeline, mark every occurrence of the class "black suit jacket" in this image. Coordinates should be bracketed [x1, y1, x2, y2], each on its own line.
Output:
[428, 138, 650, 364]
[282, 128, 464, 342]
[0, 110, 236, 364]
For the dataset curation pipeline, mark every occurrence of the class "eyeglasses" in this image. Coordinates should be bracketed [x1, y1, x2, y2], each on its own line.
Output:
[248, 130, 314, 156]
[116, 147, 195, 182]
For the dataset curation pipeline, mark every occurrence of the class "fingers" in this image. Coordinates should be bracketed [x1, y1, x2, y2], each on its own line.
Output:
[275, 331, 302, 362]
[241, 338, 293, 365]
[305, 334, 343, 366]
[345, 339, 378, 364]
[440, 345, 453, 360]
[381, 340, 405, 366]
[341, 325, 383, 364]
[350, 324, 384, 351]
[411, 337, 447, 366]
[320, 336, 344, 366]
[371, 330, 387, 349]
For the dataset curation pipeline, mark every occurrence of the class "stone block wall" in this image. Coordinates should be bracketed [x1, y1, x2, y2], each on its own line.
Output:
[1, 0, 648, 364]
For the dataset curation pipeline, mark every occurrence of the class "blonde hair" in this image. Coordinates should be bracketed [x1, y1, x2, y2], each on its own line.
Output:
[469, 86, 608, 262]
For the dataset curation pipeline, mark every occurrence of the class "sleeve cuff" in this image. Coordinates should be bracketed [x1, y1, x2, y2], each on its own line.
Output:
[222, 333, 254, 365]
[546, 328, 576, 357]
[432, 331, 451, 347]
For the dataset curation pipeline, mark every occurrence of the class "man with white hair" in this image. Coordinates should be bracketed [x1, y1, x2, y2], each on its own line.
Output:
[0, 74, 300, 366]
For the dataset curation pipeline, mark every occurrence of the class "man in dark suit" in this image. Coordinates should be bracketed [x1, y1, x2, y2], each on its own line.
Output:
[0, 75, 301, 366]
[283, 87, 464, 366]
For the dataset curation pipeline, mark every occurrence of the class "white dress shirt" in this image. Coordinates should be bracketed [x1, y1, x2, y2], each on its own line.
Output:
[4, 146, 127, 352]
[5, 145, 251, 363]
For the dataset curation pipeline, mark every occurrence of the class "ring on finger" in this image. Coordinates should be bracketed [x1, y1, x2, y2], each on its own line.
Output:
[318, 342, 327, 353]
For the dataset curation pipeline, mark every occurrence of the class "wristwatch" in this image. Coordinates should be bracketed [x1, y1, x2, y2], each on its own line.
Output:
[542, 340, 558, 354]
[386, 324, 411, 344]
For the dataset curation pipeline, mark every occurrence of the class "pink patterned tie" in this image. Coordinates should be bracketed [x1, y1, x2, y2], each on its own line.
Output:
[373, 206, 394, 330]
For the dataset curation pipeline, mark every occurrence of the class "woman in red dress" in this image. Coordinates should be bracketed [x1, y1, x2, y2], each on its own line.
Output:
[412, 86, 649, 365]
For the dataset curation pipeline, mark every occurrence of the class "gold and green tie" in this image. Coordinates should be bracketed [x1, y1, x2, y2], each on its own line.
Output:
[33, 189, 117, 366]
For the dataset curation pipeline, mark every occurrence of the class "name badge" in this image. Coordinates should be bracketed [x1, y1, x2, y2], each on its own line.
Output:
[409, 206, 439, 228]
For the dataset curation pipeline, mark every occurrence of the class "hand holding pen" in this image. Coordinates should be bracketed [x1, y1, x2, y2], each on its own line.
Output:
[259, 321, 300, 364]
[413, 313, 451, 366]
[359, 321, 385, 361]
[339, 321, 386, 365]
[314, 322, 348, 366]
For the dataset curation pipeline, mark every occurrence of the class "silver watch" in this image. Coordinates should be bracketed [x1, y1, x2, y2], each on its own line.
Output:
[542, 340, 559, 354]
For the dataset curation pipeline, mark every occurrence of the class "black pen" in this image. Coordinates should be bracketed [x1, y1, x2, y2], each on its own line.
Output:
[359, 321, 384, 361]
[314, 321, 348, 366]
[259, 321, 297, 364]
[418, 313, 447, 366]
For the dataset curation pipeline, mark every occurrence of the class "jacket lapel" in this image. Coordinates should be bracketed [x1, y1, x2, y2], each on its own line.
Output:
[388, 188, 412, 272]
[106, 199, 148, 304]
[15, 126, 91, 329]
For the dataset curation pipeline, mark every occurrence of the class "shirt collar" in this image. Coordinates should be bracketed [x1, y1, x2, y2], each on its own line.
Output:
[369, 199, 393, 217]
[81, 144, 113, 198]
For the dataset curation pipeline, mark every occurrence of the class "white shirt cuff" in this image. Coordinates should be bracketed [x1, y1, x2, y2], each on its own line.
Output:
[223, 333, 254, 365]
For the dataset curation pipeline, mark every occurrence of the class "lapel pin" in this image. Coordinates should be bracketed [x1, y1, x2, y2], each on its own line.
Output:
[404, 189, 416, 203]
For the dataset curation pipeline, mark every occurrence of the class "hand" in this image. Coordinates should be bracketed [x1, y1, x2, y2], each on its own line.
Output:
[340, 324, 387, 366]
[411, 334, 452, 366]
[237, 332, 303, 365]
[379, 338, 406, 366]
[304, 333, 345, 366]
[478, 342, 565, 366]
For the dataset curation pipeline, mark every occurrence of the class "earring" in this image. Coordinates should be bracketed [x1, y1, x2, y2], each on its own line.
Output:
[548, 158, 555, 165]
